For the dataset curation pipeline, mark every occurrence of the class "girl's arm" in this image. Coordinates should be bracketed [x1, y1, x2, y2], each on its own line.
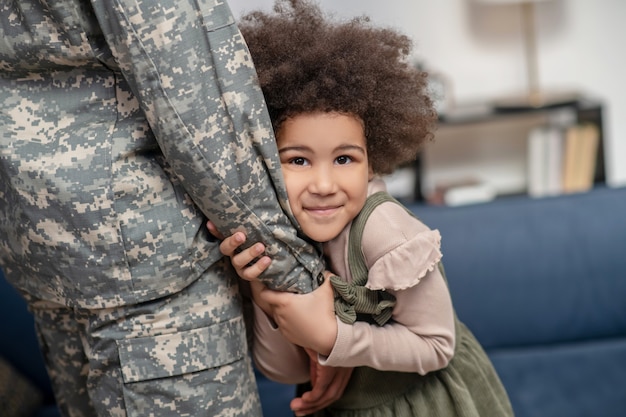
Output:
[213, 227, 310, 383]
[216, 227, 349, 387]
[322, 268, 455, 375]
[218, 227, 354, 415]
[319, 200, 456, 375]
[250, 299, 311, 384]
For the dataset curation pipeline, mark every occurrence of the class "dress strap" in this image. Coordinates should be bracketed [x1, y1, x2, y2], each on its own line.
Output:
[331, 191, 401, 326]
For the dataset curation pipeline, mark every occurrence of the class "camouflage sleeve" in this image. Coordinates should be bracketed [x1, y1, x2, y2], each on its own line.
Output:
[89, 0, 323, 293]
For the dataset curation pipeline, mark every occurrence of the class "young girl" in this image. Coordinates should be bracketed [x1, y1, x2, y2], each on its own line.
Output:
[217, 1, 514, 415]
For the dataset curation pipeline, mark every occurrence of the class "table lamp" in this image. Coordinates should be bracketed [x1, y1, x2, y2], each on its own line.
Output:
[471, 0, 578, 110]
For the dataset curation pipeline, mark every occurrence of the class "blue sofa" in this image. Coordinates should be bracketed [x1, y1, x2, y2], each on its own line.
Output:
[2, 185, 626, 417]
[0, 275, 58, 417]
[414, 186, 626, 417]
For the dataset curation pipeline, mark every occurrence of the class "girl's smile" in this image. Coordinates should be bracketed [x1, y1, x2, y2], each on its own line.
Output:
[277, 112, 373, 243]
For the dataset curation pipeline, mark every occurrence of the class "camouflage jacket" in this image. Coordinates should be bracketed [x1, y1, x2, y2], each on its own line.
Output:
[0, 0, 323, 308]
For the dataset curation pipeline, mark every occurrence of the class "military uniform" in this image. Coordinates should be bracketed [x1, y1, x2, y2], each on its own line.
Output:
[0, 0, 323, 415]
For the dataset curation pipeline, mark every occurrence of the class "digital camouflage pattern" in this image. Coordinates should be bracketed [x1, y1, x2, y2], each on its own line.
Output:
[0, 0, 323, 306]
[26, 259, 258, 417]
[0, 0, 323, 415]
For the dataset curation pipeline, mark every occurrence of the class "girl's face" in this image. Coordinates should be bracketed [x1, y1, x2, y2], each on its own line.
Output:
[277, 112, 373, 243]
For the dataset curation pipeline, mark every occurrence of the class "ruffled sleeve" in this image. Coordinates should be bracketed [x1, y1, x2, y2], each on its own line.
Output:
[321, 185, 455, 373]
[361, 201, 443, 291]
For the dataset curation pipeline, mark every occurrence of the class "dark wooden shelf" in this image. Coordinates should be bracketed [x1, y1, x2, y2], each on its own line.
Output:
[411, 96, 605, 202]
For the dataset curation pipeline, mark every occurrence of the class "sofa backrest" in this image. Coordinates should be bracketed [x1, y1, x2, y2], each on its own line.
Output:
[410, 187, 626, 417]
[411, 186, 626, 350]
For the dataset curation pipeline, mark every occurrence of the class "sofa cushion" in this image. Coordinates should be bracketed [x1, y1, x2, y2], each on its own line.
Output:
[412, 186, 626, 349]
[0, 273, 55, 402]
[0, 355, 43, 417]
[489, 337, 626, 417]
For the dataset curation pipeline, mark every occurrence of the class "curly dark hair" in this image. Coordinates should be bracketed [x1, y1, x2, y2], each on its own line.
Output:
[239, 0, 437, 175]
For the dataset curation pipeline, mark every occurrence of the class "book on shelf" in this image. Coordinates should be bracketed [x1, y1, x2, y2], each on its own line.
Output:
[427, 178, 496, 207]
[561, 124, 581, 193]
[527, 126, 564, 198]
[562, 123, 600, 193]
[527, 126, 547, 198]
[544, 127, 565, 195]
[527, 123, 599, 198]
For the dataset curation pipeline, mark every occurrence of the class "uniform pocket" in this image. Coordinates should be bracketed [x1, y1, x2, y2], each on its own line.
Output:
[201, 2, 236, 32]
[116, 316, 259, 416]
[117, 315, 247, 383]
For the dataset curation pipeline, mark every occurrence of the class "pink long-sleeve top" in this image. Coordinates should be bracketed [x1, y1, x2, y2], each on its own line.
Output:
[252, 179, 456, 384]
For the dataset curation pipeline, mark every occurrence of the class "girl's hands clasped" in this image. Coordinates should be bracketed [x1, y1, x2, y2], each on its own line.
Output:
[209, 221, 338, 355]
[207, 221, 350, 415]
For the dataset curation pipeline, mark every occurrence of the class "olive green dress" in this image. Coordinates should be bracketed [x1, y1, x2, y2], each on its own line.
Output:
[309, 192, 514, 417]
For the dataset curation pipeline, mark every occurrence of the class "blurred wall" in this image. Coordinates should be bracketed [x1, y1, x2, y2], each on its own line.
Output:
[228, 0, 626, 188]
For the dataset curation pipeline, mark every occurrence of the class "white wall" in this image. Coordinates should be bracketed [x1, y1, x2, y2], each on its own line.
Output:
[228, 0, 626, 187]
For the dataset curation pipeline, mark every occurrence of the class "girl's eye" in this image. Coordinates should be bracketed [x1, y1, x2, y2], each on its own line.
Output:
[289, 157, 309, 166]
[336, 155, 353, 165]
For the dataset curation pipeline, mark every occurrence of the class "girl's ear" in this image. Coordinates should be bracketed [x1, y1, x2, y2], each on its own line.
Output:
[368, 166, 375, 180]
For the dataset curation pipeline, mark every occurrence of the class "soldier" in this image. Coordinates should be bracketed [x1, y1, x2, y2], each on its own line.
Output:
[0, 1, 349, 416]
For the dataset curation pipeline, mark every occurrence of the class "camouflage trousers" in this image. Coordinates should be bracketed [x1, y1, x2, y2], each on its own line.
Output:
[25, 258, 262, 417]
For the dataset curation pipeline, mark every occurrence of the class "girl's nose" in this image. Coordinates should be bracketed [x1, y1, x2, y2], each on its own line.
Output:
[309, 166, 336, 195]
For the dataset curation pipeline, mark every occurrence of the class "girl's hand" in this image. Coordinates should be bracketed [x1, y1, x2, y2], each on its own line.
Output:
[258, 271, 338, 356]
[205, 220, 225, 240]
[291, 348, 353, 416]
[207, 221, 271, 281]
[208, 222, 351, 413]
